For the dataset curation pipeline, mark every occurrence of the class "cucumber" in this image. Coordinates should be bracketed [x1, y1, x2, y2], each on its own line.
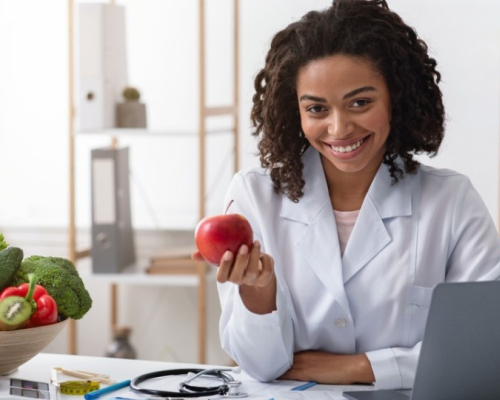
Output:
[0, 247, 24, 291]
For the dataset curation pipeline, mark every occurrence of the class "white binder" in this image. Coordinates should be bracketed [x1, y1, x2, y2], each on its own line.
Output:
[77, 4, 128, 131]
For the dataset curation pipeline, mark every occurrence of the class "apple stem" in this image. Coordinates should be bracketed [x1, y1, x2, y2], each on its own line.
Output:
[224, 199, 235, 215]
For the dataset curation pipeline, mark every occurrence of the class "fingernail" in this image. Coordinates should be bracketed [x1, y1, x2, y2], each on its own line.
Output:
[254, 240, 260, 248]
[223, 251, 233, 261]
[239, 245, 248, 255]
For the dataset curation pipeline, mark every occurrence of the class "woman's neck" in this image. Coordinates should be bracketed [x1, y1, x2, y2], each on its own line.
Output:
[321, 156, 382, 212]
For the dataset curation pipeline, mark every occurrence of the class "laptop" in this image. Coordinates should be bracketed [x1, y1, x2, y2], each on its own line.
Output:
[343, 280, 500, 400]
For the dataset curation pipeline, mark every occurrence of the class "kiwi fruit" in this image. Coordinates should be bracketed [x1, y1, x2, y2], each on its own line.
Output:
[0, 295, 32, 331]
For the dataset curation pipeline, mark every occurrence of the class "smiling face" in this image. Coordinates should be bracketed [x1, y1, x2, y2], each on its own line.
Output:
[297, 54, 392, 180]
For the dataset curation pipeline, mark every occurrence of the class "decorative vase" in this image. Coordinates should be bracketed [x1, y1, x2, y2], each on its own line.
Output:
[116, 101, 147, 128]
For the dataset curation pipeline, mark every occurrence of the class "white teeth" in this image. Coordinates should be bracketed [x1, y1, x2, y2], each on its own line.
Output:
[331, 138, 365, 153]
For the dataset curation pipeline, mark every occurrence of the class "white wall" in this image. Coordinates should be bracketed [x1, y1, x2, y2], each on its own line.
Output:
[0, 0, 499, 364]
[1, 0, 498, 229]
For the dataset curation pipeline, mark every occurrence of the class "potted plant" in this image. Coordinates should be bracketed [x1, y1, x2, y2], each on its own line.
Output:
[116, 86, 147, 128]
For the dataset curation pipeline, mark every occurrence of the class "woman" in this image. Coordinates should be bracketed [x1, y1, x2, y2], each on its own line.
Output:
[193, 0, 500, 389]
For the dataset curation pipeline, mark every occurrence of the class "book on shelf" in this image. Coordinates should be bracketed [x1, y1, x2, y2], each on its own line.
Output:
[151, 245, 197, 261]
[147, 245, 205, 275]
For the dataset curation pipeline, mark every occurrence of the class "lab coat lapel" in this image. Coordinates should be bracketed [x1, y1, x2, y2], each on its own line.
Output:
[281, 148, 350, 315]
[342, 161, 413, 283]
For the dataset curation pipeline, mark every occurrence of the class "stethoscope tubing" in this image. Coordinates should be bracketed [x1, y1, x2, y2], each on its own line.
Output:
[130, 368, 233, 398]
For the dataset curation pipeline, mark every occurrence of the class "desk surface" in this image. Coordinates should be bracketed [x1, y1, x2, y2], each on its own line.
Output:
[10, 353, 373, 400]
[11, 353, 198, 383]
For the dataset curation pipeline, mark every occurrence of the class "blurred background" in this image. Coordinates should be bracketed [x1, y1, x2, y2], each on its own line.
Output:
[0, 0, 498, 365]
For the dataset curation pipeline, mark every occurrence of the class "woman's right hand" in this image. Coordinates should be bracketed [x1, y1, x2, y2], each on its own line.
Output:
[206, 240, 277, 314]
[217, 240, 274, 287]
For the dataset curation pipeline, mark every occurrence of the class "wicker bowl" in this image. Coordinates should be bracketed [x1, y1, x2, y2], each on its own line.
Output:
[0, 319, 68, 375]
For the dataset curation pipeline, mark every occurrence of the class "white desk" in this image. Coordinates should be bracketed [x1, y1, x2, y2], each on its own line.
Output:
[9, 353, 375, 400]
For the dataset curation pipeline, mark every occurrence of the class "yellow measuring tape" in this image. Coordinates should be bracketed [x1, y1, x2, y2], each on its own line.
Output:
[59, 380, 100, 395]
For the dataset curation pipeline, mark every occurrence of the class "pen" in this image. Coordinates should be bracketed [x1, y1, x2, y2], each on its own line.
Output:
[84, 379, 131, 400]
[291, 381, 317, 391]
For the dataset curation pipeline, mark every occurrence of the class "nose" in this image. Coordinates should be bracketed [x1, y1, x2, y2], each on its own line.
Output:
[328, 110, 354, 137]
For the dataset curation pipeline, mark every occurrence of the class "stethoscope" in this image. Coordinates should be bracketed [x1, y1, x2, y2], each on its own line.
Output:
[130, 366, 247, 398]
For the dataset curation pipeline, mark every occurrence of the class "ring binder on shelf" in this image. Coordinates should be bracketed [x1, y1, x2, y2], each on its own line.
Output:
[91, 147, 135, 274]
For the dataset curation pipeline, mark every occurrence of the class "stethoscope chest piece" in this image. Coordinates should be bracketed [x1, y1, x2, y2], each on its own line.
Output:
[224, 381, 247, 398]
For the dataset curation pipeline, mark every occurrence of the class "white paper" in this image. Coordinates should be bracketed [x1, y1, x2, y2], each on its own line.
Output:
[92, 158, 116, 224]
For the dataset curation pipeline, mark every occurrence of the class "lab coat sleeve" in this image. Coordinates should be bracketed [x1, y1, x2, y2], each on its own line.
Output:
[444, 176, 500, 282]
[366, 344, 421, 389]
[367, 176, 500, 390]
[217, 172, 294, 382]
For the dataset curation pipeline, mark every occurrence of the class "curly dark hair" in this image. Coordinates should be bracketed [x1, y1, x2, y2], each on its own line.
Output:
[250, 0, 445, 202]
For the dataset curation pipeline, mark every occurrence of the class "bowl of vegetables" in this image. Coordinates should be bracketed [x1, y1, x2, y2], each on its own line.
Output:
[0, 234, 92, 375]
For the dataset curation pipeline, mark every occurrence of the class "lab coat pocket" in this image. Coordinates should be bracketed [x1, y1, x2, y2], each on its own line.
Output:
[409, 285, 434, 344]
[411, 285, 434, 307]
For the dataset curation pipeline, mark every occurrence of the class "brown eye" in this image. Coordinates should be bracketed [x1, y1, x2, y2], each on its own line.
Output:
[307, 105, 326, 113]
[351, 99, 370, 107]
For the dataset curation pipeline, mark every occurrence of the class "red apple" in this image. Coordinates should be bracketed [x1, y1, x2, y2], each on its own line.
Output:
[195, 214, 253, 265]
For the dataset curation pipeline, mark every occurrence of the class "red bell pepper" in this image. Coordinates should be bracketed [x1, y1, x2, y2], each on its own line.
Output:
[0, 280, 58, 327]
[0, 282, 47, 300]
[27, 293, 58, 327]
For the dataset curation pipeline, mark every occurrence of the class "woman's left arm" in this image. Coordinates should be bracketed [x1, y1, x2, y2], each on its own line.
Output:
[279, 351, 375, 384]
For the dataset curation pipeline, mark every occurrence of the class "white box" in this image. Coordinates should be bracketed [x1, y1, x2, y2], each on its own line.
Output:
[77, 4, 128, 131]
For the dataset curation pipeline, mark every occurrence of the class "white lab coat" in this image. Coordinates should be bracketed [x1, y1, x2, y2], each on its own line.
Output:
[217, 147, 500, 389]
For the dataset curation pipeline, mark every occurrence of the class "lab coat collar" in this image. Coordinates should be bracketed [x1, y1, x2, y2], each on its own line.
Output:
[340, 157, 413, 282]
[366, 156, 412, 219]
[280, 147, 412, 224]
[280, 147, 331, 225]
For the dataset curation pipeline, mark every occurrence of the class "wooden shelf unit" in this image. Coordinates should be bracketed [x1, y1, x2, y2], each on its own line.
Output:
[67, 0, 240, 364]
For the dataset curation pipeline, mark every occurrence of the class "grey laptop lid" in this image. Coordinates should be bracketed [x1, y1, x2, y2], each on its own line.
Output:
[344, 280, 500, 400]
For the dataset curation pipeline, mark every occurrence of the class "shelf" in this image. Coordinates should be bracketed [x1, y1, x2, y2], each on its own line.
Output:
[77, 257, 214, 287]
[76, 128, 234, 137]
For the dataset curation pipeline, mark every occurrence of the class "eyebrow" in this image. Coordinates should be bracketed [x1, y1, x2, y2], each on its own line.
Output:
[299, 85, 377, 102]
[343, 86, 376, 100]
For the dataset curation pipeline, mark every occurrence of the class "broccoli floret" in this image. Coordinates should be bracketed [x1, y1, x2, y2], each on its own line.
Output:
[0, 234, 7, 252]
[12, 256, 92, 320]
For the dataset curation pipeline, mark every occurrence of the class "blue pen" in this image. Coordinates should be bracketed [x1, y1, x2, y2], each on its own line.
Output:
[84, 380, 131, 400]
[291, 381, 317, 391]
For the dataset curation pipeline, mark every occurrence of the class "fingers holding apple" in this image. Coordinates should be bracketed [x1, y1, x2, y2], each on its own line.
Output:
[190, 250, 205, 262]
[217, 241, 275, 288]
[238, 243, 259, 285]
[218, 241, 256, 284]
[238, 241, 273, 287]
[257, 252, 275, 287]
